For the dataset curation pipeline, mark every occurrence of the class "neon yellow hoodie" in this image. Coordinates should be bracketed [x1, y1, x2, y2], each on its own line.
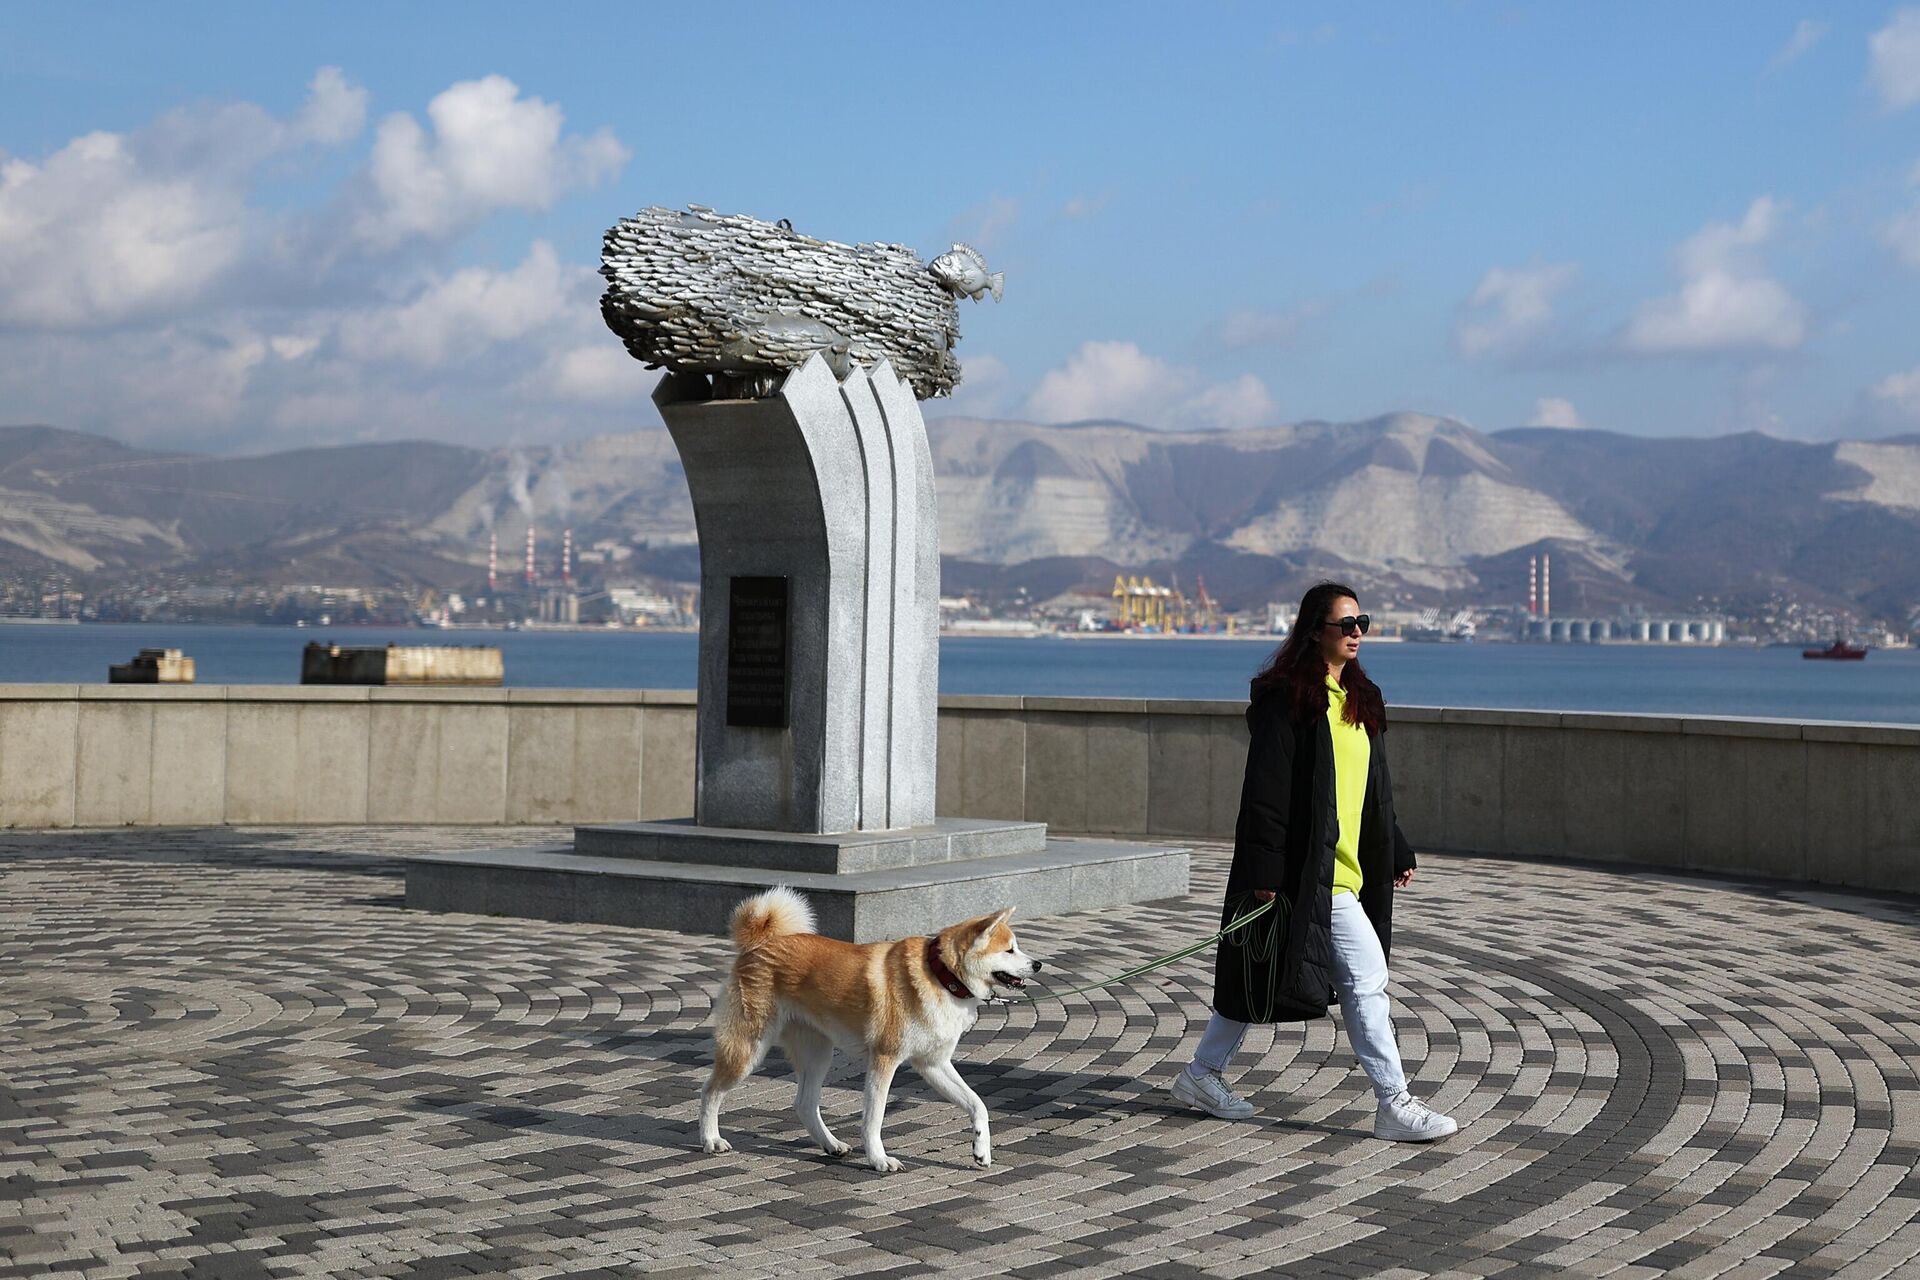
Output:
[1326, 674, 1370, 898]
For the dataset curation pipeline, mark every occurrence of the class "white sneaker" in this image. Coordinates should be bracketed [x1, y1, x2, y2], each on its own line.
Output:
[1171, 1069, 1256, 1120]
[1374, 1091, 1458, 1142]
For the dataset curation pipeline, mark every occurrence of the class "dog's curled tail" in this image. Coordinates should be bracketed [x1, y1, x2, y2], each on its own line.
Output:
[730, 887, 816, 951]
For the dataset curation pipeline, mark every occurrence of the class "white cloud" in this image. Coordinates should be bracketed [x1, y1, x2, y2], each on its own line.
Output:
[1869, 8, 1920, 111]
[1183, 374, 1277, 430]
[1024, 340, 1276, 430]
[353, 75, 628, 247]
[292, 66, 369, 146]
[947, 195, 1019, 249]
[337, 241, 585, 367]
[269, 334, 319, 361]
[937, 352, 1013, 418]
[1872, 366, 1920, 416]
[1885, 165, 1920, 269]
[0, 322, 289, 443]
[0, 131, 248, 328]
[1218, 302, 1324, 349]
[540, 343, 663, 403]
[1622, 197, 1806, 354]
[1060, 192, 1111, 220]
[1453, 262, 1578, 359]
[1888, 203, 1920, 268]
[0, 70, 649, 451]
[1528, 397, 1584, 429]
[1767, 19, 1828, 73]
[0, 68, 373, 331]
[944, 196, 1021, 253]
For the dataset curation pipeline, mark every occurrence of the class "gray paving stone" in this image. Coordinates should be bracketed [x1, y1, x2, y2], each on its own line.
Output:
[2, 826, 1918, 1279]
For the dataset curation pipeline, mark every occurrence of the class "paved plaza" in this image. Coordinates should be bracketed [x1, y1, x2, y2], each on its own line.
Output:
[4, 826, 1920, 1279]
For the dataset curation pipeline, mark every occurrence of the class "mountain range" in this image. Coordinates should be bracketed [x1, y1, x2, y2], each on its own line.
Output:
[4, 414, 1919, 617]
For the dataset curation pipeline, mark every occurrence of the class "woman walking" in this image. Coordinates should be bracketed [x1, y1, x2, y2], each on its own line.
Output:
[1170, 581, 1457, 1141]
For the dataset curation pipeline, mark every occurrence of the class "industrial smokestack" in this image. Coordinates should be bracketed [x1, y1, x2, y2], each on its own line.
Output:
[1542, 553, 1551, 619]
[561, 528, 573, 584]
[525, 525, 537, 587]
[1528, 555, 1538, 616]
[488, 529, 498, 593]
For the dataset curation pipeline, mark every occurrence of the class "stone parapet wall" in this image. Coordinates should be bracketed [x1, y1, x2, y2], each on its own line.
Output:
[0, 686, 697, 830]
[935, 697, 1920, 895]
[2, 686, 1914, 893]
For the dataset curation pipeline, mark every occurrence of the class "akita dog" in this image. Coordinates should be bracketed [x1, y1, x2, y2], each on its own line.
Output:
[698, 888, 1042, 1172]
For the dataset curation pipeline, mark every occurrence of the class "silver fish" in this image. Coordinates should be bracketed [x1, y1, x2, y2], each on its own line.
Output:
[711, 314, 853, 380]
[928, 243, 1004, 303]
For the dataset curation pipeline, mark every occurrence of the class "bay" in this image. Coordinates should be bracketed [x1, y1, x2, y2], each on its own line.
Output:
[1, 622, 1916, 726]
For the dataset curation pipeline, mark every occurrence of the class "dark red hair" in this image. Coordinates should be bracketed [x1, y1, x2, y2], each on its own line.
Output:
[1249, 580, 1386, 735]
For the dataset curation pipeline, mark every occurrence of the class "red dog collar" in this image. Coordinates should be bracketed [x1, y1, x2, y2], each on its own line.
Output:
[925, 938, 975, 1000]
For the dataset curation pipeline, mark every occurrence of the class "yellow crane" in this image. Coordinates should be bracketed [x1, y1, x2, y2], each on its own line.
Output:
[1112, 574, 1187, 630]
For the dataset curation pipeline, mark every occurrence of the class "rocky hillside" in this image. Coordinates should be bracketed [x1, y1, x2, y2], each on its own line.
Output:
[4, 416, 1919, 615]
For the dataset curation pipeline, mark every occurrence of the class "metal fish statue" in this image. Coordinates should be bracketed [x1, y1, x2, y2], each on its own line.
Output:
[599, 207, 1004, 400]
[929, 244, 1005, 303]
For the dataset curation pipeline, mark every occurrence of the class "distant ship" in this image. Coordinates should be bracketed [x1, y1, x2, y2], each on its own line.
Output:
[1802, 640, 1868, 661]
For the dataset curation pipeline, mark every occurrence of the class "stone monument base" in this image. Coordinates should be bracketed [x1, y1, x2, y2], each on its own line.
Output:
[403, 818, 1189, 943]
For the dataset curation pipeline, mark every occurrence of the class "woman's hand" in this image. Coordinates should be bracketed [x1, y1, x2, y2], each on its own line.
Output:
[1393, 868, 1415, 889]
[1253, 889, 1276, 901]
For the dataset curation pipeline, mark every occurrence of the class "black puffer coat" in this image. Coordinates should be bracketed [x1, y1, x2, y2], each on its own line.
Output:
[1209, 689, 1418, 1024]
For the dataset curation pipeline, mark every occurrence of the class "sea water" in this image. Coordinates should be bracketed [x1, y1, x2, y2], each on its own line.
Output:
[1, 623, 1916, 726]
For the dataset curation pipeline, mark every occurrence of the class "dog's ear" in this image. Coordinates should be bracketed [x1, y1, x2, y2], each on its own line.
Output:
[968, 907, 1015, 950]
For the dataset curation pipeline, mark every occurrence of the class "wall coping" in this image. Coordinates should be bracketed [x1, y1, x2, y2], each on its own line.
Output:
[0, 685, 1915, 744]
[943, 695, 1920, 743]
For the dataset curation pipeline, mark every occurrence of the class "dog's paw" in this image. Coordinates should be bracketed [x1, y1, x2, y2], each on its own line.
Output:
[868, 1155, 902, 1173]
[973, 1150, 992, 1169]
[701, 1137, 732, 1154]
[823, 1138, 851, 1157]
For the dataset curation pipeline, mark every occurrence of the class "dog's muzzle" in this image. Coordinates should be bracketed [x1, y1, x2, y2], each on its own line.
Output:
[991, 960, 1041, 990]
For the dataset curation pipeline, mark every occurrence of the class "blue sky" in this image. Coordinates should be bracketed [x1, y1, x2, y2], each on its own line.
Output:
[3, 2, 1919, 451]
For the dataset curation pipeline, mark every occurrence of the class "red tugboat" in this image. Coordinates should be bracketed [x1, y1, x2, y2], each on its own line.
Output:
[1802, 639, 1868, 660]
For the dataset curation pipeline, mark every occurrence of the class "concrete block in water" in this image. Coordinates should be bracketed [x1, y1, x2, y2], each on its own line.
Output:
[109, 649, 195, 683]
[300, 643, 503, 686]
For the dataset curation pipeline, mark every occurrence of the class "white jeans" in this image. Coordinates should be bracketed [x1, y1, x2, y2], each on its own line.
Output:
[1189, 891, 1408, 1101]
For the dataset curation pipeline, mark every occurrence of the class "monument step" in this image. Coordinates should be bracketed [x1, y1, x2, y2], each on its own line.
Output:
[572, 816, 1049, 874]
[404, 837, 1191, 943]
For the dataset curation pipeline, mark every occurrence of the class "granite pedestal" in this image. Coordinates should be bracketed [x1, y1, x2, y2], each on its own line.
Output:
[402, 358, 1189, 940]
[403, 821, 1190, 943]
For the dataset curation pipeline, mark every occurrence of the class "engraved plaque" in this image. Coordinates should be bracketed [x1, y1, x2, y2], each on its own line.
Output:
[726, 576, 790, 728]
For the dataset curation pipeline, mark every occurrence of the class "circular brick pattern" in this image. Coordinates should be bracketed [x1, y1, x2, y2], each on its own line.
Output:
[4, 827, 1918, 1278]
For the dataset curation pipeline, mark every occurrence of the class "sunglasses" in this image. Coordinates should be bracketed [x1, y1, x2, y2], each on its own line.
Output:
[1320, 614, 1371, 637]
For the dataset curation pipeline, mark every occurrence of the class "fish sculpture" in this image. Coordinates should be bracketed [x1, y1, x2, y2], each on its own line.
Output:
[929, 244, 1004, 303]
[599, 207, 1003, 400]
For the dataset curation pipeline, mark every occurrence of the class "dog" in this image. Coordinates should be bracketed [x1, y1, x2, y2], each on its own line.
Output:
[697, 888, 1042, 1172]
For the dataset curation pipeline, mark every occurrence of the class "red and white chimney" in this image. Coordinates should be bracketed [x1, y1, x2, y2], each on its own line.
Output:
[488, 529, 498, 593]
[561, 527, 573, 584]
[525, 525, 537, 587]
[1527, 555, 1538, 616]
[1541, 553, 1551, 619]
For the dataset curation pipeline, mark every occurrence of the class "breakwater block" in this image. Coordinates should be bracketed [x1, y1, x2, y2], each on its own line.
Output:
[403, 819, 1190, 942]
[109, 648, 195, 683]
[300, 643, 504, 686]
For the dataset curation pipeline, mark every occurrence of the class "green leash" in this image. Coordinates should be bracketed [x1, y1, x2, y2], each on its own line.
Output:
[1011, 898, 1275, 1003]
